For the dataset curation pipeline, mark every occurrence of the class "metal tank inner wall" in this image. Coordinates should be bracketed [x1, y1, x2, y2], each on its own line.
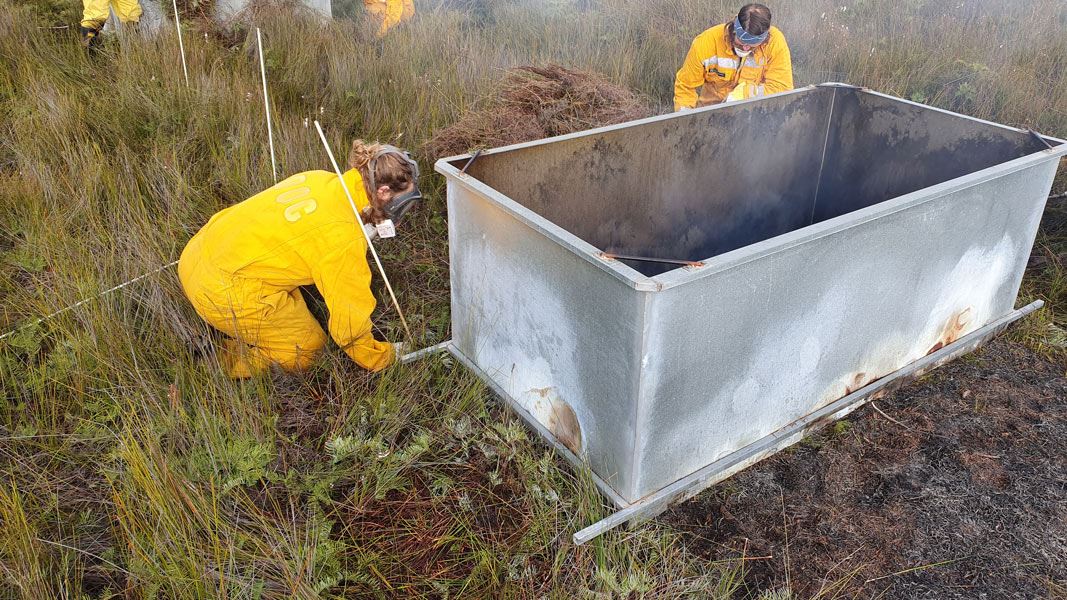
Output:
[812, 89, 1053, 223]
[461, 87, 1052, 276]
[465, 89, 832, 276]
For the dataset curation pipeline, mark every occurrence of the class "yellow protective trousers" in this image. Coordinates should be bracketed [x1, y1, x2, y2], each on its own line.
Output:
[81, 0, 142, 30]
[363, 0, 415, 36]
[178, 169, 396, 378]
[178, 240, 329, 378]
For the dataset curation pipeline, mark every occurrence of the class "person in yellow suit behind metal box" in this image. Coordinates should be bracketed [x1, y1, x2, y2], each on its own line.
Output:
[674, 3, 793, 110]
[363, 0, 416, 36]
[178, 140, 422, 378]
[80, 0, 142, 46]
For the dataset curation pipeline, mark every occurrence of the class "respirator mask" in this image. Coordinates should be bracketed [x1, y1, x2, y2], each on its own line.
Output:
[367, 145, 422, 225]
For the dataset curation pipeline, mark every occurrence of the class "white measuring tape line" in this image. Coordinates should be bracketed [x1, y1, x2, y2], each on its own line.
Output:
[0, 260, 179, 343]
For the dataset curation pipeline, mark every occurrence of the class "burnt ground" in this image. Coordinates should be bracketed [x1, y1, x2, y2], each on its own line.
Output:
[666, 338, 1067, 599]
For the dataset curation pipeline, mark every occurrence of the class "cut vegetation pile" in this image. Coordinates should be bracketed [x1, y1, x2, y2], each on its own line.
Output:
[423, 64, 653, 161]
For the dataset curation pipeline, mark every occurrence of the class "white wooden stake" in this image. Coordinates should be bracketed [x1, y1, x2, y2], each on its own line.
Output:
[172, 0, 189, 86]
[256, 28, 278, 184]
[313, 121, 413, 342]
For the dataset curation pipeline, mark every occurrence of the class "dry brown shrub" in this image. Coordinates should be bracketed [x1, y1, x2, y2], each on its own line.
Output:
[423, 64, 653, 161]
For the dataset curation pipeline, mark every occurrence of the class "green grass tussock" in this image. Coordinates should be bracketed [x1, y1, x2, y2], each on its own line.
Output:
[0, 0, 1065, 597]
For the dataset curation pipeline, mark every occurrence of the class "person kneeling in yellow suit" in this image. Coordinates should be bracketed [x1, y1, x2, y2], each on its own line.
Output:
[178, 140, 421, 378]
[363, 0, 415, 37]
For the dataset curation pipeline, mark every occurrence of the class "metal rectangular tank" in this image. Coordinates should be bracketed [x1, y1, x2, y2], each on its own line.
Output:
[215, 0, 331, 20]
[434, 83, 1065, 541]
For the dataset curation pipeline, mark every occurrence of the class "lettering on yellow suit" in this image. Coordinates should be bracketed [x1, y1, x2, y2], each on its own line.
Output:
[273, 174, 317, 223]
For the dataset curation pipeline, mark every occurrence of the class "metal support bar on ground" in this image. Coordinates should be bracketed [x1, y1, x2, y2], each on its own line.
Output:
[399, 341, 451, 364]
[570, 300, 1044, 545]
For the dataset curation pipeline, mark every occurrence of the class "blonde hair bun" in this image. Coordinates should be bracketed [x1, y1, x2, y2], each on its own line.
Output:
[348, 139, 386, 170]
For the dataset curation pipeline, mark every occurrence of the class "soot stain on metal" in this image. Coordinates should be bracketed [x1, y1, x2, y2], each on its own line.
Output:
[583, 137, 628, 183]
[844, 372, 869, 396]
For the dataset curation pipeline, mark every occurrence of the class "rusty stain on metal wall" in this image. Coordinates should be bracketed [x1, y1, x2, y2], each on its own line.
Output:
[928, 307, 974, 355]
[549, 400, 582, 455]
[528, 386, 583, 454]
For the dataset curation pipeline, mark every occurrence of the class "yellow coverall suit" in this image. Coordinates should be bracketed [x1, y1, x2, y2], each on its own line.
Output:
[363, 0, 415, 36]
[81, 0, 142, 31]
[674, 23, 793, 110]
[178, 169, 395, 378]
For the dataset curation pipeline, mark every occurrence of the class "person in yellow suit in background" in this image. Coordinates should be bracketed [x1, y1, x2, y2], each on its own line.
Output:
[364, 0, 416, 36]
[674, 3, 793, 110]
[178, 140, 422, 378]
[80, 0, 142, 47]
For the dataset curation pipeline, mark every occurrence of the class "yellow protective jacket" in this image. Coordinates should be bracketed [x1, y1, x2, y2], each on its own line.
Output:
[364, 0, 415, 36]
[674, 23, 794, 110]
[178, 169, 395, 376]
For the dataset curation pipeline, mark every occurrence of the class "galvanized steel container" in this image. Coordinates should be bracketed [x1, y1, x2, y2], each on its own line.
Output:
[215, 0, 331, 20]
[435, 83, 1065, 508]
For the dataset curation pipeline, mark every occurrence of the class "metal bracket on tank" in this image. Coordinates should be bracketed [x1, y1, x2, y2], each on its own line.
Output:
[459, 149, 484, 175]
[397, 300, 1043, 546]
[598, 252, 705, 268]
[1025, 129, 1055, 150]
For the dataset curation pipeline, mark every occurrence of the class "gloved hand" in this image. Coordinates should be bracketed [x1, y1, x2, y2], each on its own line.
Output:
[726, 82, 747, 102]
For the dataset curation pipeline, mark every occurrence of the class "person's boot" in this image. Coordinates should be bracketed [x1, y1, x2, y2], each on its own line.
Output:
[80, 25, 102, 50]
